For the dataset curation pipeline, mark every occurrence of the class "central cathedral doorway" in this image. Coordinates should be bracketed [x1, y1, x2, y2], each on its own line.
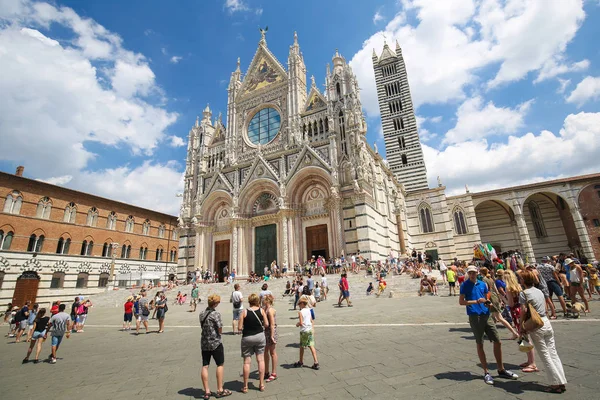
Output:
[255, 224, 277, 276]
[214, 240, 230, 282]
[306, 224, 329, 260]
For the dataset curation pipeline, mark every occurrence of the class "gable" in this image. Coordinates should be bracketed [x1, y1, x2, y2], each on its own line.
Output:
[239, 45, 287, 97]
[239, 154, 280, 192]
[303, 89, 327, 114]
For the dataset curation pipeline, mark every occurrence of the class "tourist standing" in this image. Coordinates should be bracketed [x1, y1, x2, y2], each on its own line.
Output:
[199, 294, 231, 398]
[306, 273, 315, 292]
[70, 297, 80, 333]
[537, 258, 567, 318]
[239, 294, 269, 393]
[22, 308, 49, 364]
[337, 273, 352, 307]
[14, 300, 30, 343]
[447, 267, 457, 296]
[123, 296, 134, 331]
[48, 303, 71, 364]
[137, 290, 150, 334]
[320, 274, 328, 301]
[294, 298, 319, 370]
[459, 265, 518, 385]
[231, 284, 243, 334]
[259, 283, 272, 306]
[25, 303, 38, 342]
[504, 269, 537, 372]
[156, 292, 168, 333]
[519, 271, 567, 393]
[438, 258, 448, 285]
[565, 258, 590, 312]
[152, 292, 161, 319]
[191, 284, 200, 312]
[78, 299, 91, 332]
[262, 294, 278, 383]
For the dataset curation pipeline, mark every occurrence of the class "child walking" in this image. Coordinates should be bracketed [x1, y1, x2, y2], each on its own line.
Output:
[294, 298, 319, 370]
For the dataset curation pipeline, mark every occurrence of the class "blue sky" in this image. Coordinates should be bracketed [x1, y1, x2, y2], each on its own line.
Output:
[1, 0, 599, 215]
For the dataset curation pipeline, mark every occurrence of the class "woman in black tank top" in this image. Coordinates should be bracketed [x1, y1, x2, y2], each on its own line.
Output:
[238, 293, 269, 393]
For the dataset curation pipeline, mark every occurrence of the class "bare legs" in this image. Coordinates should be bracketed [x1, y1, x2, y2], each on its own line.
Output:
[158, 317, 165, 333]
[476, 341, 505, 374]
[264, 344, 278, 377]
[242, 354, 265, 390]
[201, 365, 225, 395]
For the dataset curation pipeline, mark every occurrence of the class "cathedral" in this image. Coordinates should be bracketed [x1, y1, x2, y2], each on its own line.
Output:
[177, 31, 598, 277]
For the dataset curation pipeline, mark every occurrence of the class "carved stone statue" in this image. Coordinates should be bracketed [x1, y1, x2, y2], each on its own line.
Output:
[353, 179, 361, 194]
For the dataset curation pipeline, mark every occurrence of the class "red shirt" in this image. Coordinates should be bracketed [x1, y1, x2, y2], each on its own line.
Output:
[50, 305, 59, 315]
[124, 301, 134, 314]
[341, 277, 349, 290]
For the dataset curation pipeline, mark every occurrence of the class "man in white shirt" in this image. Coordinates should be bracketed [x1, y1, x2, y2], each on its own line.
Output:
[320, 274, 328, 301]
[231, 284, 243, 334]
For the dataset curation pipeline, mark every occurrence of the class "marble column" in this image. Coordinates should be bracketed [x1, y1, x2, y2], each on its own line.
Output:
[513, 203, 535, 262]
[282, 215, 289, 266]
[231, 221, 238, 273]
[395, 212, 406, 255]
[570, 206, 596, 262]
[195, 228, 204, 268]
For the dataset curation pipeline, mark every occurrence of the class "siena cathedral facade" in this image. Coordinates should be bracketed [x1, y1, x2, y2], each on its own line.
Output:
[177, 32, 598, 276]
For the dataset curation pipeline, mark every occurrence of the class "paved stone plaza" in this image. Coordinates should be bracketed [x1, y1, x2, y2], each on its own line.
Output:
[1, 283, 599, 400]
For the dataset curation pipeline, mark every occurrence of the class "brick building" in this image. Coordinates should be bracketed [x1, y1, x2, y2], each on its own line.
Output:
[578, 182, 600, 260]
[0, 167, 180, 307]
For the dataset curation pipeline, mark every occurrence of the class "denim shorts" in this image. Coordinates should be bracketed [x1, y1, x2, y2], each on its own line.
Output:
[32, 330, 46, 340]
[51, 335, 64, 347]
[547, 280, 563, 297]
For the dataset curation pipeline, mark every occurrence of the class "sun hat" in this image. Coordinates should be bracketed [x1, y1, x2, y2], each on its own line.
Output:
[466, 265, 478, 273]
[564, 258, 574, 265]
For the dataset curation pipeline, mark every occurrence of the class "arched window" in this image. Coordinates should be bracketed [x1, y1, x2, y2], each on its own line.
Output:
[158, 224, 166, 238]
[63, 202, 77, 223]
[139, 246, 148, 260]
[36, 197, 52, 219]
[106, 211, 117, 230]
[336, 82, 341, 97]
[172, 229, 178, 240]
[86, 207, 98, 227]
[419, 205, 434, 233]
[102, 242, 111, 257]
[121, 244, 131, 259]
[453, 209, 468, 235]
[529, 201, 547, 238]
[3, 191, 23, 214]
[0, 230, 14, 250]
[155, 248, 164, 261]
[76, 272, 89, 288]
[81, 240, 93, 256]
[56, 237, 71, 254]
[98, 272, 110, 288]
[125, 216, 135, 233]
[50, 271, 65, 289]
[170, 249, 177, 262]
[27, 234, 44, 252]
[142, 219, 150, 235]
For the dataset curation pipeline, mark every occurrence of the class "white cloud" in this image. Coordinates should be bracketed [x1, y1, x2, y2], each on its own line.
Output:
[168, 135, 186, 147]
[37, 175, 73, 186]
[255, 8, 263, 16]
[566, 76, 600, 106]
[425, 112, 600, 194]
[224, 0, 249, 13]
[429, 116, 442, 123]
[110, 59, 156, 98]
[419, 128, 437, 142]
[534, 58, 589, 83]
[557, 78, 571, 94]
[349, 0, 586, 116]
[373, 11, 384, 24]
[74, 161, 184, 215]
[443, 96, 533, 144]
[170, 55, 182, 64]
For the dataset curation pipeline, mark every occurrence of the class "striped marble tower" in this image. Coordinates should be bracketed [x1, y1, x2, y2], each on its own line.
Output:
[373, 41, 428, 191]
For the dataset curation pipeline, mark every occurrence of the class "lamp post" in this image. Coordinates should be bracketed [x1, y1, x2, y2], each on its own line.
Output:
[108, 242, 119, 290]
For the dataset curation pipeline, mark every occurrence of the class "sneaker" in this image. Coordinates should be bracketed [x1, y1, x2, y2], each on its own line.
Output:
[484, 373, 494, 385]
[50, 358, 57, 364]
[498, 369, 518, 380]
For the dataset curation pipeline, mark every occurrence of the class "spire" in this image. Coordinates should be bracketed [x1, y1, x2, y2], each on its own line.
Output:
[236, 57, 241, 73]
[195, 115, 199, 127]
[326, 63, 330, 75]
[379, 41, 396, 61]
[202, 104, 212, 121]
[294, 31, 298, 46]
[310, 75, 316, 88]
[332, 48, 344, 68]
[395, 40, 402, 55]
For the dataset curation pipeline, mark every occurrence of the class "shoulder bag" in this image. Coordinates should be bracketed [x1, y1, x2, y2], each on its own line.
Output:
[521, 291, 544, 332]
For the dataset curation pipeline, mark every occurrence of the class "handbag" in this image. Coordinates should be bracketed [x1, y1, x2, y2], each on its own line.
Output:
[521, 291, 543, 332]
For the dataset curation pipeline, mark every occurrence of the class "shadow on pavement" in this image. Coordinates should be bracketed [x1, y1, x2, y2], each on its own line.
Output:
[435, 371, 547, 394]
[177, 387, 204, 399]
[434, 371, 479, 382]
[285, 342, 300, 348]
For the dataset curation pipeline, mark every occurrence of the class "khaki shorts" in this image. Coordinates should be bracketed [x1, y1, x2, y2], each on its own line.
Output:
[468, 313, 500, 344]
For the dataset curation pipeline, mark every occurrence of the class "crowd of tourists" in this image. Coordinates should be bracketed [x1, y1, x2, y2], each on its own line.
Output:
[4, 296, 93, 364]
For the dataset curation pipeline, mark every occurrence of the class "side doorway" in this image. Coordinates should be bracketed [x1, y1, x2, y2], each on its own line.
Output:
[12, 271, 40, 307]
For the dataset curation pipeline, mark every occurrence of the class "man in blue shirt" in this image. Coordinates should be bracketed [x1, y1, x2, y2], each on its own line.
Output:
[459, 265, 518, 385]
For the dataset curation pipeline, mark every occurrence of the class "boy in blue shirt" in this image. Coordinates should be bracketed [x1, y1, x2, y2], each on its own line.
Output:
[459, 265, 518, 386]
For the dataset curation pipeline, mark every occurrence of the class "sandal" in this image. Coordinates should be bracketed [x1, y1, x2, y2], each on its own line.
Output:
[203, 392, 211, 399]
[311, 363, 320, 370]
[521, 366, 539, 373]
[240, 386, 248, 394]
[550, 315, 557, 320]
[266, 373, 277, 382]
[519, 362, 530, 368]
[216, 389, 232, 397]
[293, 361, 303, 368]
[259, 385, 265, 392]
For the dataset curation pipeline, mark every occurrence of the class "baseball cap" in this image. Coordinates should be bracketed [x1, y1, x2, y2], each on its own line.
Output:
[466, 265, 478, 273]
[541, 256, 550, 262]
